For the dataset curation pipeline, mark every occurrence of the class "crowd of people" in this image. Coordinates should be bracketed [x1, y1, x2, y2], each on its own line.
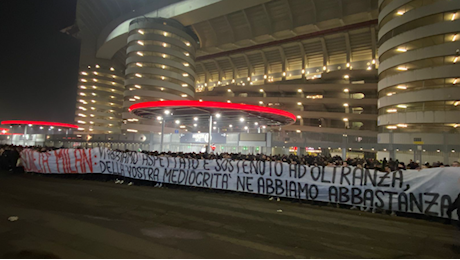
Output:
[2, 144, 458, 173]
[0, 145, 22, 172]
[140, 149, 460, 172]
[1, 144, 459, 222]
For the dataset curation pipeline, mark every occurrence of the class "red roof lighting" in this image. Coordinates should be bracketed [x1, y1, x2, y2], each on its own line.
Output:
[1, 120, 79, 129]
[129, 100, 296, 122]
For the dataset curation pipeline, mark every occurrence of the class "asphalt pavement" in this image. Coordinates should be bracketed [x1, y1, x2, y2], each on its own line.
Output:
[0, 171, 459, 258]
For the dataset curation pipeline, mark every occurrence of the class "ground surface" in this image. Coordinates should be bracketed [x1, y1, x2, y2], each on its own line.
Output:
[0, 171, 459, 258]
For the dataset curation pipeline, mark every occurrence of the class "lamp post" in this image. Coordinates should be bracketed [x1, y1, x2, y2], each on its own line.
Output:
[23, 125, 28, 146]
[389, 130, 395, 160]
[208, 115, 213, 153]
[66, 129, 69, 148]
[160, 117, 165, 153]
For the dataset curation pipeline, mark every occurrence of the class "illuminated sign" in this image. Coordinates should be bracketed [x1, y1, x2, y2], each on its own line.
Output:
[289, 146, 298, 152]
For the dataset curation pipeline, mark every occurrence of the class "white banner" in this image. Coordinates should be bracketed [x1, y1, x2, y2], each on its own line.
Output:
[21, 148, 460, 219]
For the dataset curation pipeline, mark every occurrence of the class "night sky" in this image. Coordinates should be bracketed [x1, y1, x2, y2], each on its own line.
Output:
[0, 0, 79, 124]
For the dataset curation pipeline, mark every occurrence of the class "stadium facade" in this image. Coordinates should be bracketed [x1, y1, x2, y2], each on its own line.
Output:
[68, 0, 459, 162]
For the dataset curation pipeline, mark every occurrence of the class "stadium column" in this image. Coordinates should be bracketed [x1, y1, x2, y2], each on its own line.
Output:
[415, 145, 422, 164]
[377, 0, 460, 153]
[388, 130, 395, 160]
[298, 147, 305, 156]
[443, 132, 449, 165]
[124, 18, 198, 132]
[75, 65, 124, 134]
[341, 134, 348, 159]
[148, 132, 155, 151]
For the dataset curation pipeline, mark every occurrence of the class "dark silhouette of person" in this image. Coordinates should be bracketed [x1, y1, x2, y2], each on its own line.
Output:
[382, 157, 388, 169]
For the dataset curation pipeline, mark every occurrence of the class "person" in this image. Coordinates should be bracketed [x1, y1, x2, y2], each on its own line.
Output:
[388, 158, 395, 171]
[0, 148, 7, 170]
[3, 146, 20, 172]
[408, 159, 417, 169]
[453, 161, 460, 167]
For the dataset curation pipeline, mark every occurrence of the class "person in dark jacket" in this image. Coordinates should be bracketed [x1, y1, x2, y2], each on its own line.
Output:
[0, 148, 8, 170]
[382, 157, 388, 169]
[408, 159, 418, 170]
[2, 147, 15, 171]
[9, 148, 20, 172]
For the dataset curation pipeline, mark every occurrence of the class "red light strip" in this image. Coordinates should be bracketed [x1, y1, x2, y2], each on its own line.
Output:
[1, 120, 79, 129]
[0, 128, 9, 132]
[129, 100, 297, 122]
